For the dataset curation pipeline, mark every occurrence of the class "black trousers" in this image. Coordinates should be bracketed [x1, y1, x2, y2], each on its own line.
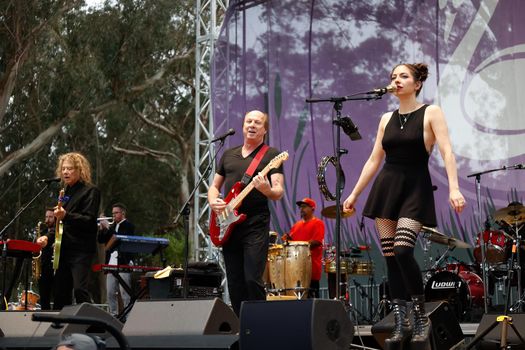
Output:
[53, 249, 94, 310]
[309, 280, 320, 298]
[223, 213, 270, 316]
[38, 263, 54, 310]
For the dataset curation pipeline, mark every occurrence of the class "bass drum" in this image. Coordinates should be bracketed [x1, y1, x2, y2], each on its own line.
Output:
[425, 270, 484, 321]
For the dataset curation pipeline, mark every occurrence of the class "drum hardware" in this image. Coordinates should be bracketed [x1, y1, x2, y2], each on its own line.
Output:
[320, 205, 355, 219]
[467, 165, 525, 314]
[421, 226, 472, 249]
[372, 277, 391, 322]
[503, 222, 524, 313]
[351, 278, 373, 324]
[493, 202, 525, 227]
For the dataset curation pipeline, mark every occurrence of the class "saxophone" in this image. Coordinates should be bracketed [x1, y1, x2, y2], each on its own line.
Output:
[32, 221, 42, 281]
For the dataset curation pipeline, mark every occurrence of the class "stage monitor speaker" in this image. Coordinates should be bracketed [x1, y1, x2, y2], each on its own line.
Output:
[0, 311, 58, 337]
[473, 313, 525, 350]
[43, 303, 123, 338]
[371, 301, 463, 350]
[239, 299, 354, 350]
[123, 298, 239, 336]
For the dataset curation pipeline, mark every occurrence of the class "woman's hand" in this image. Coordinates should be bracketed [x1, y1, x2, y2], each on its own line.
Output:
[449, 189, 466, 213]
[343, 193, 358, 213]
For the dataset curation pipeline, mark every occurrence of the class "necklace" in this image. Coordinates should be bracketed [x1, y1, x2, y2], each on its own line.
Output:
[398, 112, 412, 130]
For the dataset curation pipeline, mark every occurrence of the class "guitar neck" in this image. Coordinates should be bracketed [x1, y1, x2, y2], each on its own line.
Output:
[56, 189, 65, 231]
[229, 163, 273, 210]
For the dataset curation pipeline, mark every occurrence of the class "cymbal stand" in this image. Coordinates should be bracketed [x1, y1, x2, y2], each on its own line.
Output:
[372, 275, 390, 322]
[468, 163, 525, 313]
[509, 223, 523, 312]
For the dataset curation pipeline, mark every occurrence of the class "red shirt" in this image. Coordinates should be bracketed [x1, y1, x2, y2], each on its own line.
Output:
[289, 217, 325, 280]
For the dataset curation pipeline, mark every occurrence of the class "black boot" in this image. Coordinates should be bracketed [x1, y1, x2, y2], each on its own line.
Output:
[411, 295, 432, 350]
[384, 299, 411, 350]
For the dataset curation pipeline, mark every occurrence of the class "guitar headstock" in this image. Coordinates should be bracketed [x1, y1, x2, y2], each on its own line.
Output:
[269, 151, 289, 169]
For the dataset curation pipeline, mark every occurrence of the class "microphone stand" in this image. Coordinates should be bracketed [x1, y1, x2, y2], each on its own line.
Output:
[173, 139, 227, 299]
[0, 182, 53, 309]
[467, 163, 524, 314]
[306, 91, 384, 301]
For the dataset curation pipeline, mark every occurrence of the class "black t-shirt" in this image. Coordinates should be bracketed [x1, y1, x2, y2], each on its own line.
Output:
[217, 143, 284, 216]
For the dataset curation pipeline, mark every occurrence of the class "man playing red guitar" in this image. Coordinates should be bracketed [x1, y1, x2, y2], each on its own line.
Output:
[208, 110, 284, 315]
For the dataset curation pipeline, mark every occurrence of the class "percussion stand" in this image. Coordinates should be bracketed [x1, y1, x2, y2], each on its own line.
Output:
[173, 137, 227, 299]
[373, 275, 390, 322]
[306, 91, 383, 302]
[467, 169, 498, 314]
[509, 222, 524, 312]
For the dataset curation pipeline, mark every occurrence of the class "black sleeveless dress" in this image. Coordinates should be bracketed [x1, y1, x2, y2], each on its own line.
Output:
[363, 104, 437, 227]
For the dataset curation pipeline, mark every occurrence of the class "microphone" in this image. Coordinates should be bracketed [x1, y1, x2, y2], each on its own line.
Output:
[367, 84, 397, 95]
[36, 177, 61, 184]
[211, 128, 235, 143]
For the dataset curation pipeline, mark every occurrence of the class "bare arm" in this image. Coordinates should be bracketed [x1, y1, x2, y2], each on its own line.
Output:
[253, 172, 284, 201]
[343, 113, 389, 212]
[427, 105, 466, 213]
[208, 173, 227, 213]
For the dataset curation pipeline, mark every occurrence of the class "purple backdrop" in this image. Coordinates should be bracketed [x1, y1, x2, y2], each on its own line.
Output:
[211, 0, 525, 270]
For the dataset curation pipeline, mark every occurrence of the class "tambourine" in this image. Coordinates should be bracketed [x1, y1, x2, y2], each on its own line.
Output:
[317, 156, 345, 201]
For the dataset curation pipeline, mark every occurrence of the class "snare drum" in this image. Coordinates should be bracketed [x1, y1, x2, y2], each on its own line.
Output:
[474, 230, 510, 264]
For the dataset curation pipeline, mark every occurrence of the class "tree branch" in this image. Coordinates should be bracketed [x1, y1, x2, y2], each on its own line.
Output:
[0, 111, 77, 176]
[130, 48, 195, 93]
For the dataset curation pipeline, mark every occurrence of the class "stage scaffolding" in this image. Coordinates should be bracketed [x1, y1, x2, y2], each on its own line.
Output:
[193, 0, 229, 270]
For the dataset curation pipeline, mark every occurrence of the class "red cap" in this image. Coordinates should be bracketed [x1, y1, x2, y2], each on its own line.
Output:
[296, 197, 316, 209]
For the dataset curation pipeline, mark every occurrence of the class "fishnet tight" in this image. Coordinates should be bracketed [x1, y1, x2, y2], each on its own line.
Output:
[377, 217, 422, 257]
[376, 217, 424, 298]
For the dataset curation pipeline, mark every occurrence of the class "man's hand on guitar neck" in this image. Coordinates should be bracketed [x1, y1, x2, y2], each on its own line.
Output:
[54, 206, 66, 221]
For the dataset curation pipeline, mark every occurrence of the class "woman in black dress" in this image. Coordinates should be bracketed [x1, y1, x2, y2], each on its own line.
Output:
[343, 63, 466, 349]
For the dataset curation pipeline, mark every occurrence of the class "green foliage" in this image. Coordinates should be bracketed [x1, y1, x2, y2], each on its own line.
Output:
[0, 0, 196, 270]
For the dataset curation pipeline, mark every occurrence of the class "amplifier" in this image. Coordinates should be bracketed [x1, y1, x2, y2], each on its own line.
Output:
[147, 262, 223, 300]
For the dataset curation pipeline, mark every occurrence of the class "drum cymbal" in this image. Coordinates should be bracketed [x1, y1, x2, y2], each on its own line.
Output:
[321, 206, 355, 219]
[494, 203, 525, 226]
[421, 226, 472, 249]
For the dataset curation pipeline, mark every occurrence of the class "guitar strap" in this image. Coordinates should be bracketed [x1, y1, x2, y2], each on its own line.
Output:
[241, 144, 270, 186]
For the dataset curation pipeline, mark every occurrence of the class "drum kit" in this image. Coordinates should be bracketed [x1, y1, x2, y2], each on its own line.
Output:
[420, 202, 525, 321]
[7, 282, 41, 311]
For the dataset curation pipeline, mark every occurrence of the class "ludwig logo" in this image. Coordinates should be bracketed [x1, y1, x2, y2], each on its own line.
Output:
[431, 280, 461, 289]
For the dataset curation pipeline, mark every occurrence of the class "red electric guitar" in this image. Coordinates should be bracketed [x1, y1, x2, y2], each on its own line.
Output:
[209, 151, 288, 246]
